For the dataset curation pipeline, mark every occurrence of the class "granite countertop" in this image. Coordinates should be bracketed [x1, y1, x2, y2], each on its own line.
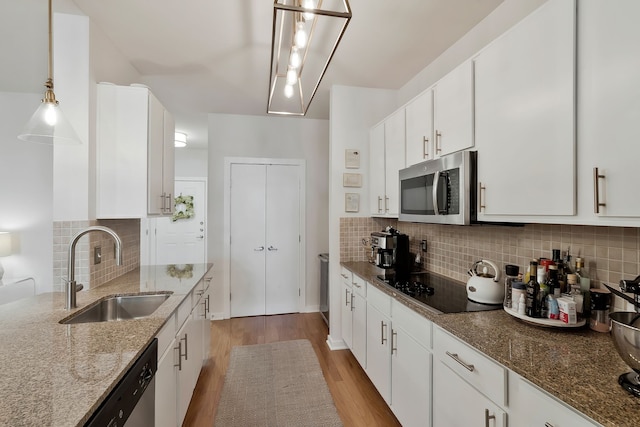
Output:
[0, 263, 210, 427]
[342, 261, 640, 427]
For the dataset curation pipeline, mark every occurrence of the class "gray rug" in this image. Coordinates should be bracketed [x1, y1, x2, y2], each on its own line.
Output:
[214, 339, 343, 427]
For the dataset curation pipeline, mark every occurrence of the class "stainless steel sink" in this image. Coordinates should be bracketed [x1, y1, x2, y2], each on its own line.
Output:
[60, 293, 172, 324]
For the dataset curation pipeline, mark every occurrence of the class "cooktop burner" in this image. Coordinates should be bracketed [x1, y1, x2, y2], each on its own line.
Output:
[376, 271, 502, 314]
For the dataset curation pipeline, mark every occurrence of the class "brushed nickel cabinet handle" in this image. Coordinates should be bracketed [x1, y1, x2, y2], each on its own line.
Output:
[423, 136, 429, 159]
[381, 321, 387, 344]
[385, 196, 389, 213]
[446, 351, 475, 372]
[593, 167, 606, 214]
[254, 246, 265, 251]
[345, 289, 350, 306]
[378, 196, 383, 213]
[350, 293, 355, 311]
[479, 183, 486, 212]
[268, 245, 278, 251]
[174, 342, 183, 370]
[484, 409, 496, 427]
[391, 329, 397, 354]
[181, 334, 188, 360]
[341, 274, 349, 279]
[544, 423, 554, 427]
[435, 130, 442, 154]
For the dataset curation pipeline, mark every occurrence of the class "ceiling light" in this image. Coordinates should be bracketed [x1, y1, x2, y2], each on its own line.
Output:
[268, 0, 352, 116]
[175, 132, 187, 148]
[18, 0, 80, 145]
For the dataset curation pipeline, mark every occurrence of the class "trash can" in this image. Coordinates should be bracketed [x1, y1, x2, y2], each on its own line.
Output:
[319, 253, 329, 326]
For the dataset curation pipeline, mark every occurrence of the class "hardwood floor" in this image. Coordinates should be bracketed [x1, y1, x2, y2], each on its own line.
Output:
[183, 313, 401, 427]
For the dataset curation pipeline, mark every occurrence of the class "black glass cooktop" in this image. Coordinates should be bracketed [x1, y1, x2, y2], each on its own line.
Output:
[376, 271, 502, 314]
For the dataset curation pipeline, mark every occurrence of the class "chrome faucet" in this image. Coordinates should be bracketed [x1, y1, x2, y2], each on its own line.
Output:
[66, 226, 123, 309]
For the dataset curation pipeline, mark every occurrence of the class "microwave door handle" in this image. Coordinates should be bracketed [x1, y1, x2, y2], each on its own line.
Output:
[432, 171, 441, 215]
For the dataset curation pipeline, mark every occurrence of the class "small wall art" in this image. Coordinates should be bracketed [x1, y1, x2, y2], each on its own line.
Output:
[345, 193, 360, 212]
[343, 173, 362, 188]
[345, 149, 360, 169]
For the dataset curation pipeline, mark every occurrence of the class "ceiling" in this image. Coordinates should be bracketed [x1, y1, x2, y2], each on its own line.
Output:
[1, 0, 505, 148]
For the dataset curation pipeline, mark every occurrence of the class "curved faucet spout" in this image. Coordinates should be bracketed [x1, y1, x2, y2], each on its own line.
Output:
[66, 226, 123, 309]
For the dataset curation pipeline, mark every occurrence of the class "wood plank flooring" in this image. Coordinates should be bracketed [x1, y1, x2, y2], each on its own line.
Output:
[182, 313, 401, 427]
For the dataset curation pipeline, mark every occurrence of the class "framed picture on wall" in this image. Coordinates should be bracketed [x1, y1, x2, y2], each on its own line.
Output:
[345, 149, 360, 169]
[343, 173, 362, 188]
[345, 193, 360, 212]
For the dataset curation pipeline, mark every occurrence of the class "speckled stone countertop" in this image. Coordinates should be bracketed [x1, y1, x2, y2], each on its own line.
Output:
[0, 263, 211, 427]
[342, 261, 640, 427]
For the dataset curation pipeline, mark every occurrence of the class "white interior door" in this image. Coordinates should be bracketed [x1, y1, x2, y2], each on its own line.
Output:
[230, 164, 267, 317]
[155, 179, 206, 265]
[265, 165, 300, 315]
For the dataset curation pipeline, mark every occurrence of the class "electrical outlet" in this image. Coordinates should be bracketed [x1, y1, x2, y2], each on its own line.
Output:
[421, 240, 427, 252]
[94, 246, 102, 264]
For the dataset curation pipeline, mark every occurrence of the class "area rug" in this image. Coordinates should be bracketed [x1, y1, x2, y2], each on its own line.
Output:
[214, 339, 343, 427]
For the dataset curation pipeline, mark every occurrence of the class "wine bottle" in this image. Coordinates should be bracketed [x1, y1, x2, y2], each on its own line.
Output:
[525, 260, 540, 317]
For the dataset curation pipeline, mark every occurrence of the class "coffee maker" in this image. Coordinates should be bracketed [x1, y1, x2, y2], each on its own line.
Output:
[371, 231, 396, 269]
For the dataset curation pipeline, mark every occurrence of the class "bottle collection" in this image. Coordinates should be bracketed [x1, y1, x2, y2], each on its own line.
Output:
[503, 248, 610, 331]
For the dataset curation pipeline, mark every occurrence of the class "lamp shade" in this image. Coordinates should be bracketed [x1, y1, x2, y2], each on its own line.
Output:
[0, 232, 12, 257]
[18, 101, 81, 145]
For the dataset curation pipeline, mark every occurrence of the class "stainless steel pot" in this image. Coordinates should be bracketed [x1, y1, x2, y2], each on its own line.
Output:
[610, 312, 640, 396]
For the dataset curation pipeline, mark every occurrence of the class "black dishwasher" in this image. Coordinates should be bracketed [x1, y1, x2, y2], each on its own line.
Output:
[85, 338, 157, 427]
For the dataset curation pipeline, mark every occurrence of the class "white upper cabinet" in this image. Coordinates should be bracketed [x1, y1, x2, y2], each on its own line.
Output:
[96, 83, 175, 218]
[433, 60, 474, 157]
[369, 110, 405, 217]
[577, 0, 640, 223]
[405, 89, 434, 166]
[474, 0, 576, 220]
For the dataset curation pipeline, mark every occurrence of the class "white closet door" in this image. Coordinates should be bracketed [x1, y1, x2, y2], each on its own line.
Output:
[230, 164, 267, 317]
[265, 165, 300, 314]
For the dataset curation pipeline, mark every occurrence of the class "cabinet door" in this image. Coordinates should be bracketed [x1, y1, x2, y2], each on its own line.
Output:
[433, 60, 474, 157]
[366, 303, 391, 403]
[369, 123, 386, 215]
[579, 0, 640, 219]
[351, 291, 367, 368]
[176, 320, 191, 425]
[474, 0, 575, 219]
[341, 282, 353, 349]
[433, 359, 506, 427]
[509, 373, 599, 427]
[384, 110, 406, 217]
[405, 90, 433, 166]
[155, 341, 177, 427]
[391, 327, 431, 427]
[147, 91, 165, 215]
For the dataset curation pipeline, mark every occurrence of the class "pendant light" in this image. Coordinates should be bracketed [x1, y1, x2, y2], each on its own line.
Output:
[18, 0, 81, 145]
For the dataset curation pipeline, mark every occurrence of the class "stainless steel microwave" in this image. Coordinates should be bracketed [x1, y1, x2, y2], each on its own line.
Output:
[399, 151, 477, 225]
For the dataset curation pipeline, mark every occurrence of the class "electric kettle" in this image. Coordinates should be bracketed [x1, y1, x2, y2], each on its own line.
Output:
[466, 260, 503, 305]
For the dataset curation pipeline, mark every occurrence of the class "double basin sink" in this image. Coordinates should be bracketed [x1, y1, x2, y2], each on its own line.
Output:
[60, 293, 172, 324]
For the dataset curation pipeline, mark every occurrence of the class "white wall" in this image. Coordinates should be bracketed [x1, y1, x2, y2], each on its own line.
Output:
[327, 85, 396, 348]
[207, 113, 329, 316]
[0, 93, 53, 293]
[175, 148, 208, 178]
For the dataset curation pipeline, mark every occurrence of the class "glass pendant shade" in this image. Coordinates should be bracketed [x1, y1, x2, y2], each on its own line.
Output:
[19, 97, 81, 145]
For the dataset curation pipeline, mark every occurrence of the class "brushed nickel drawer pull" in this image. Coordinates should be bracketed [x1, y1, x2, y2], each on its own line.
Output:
[350, 293, 355, 311]
[345, 289, 350, 306]
[479, 183, 486, 212]
[381, 321, 387, 344]
[435, 130, 442, 154]
[593, 167, 606, 214]
[423, 136, 429, 159]
[378, 196, 382, 213]
[446, 351, 475, 372]
[484, 409, 495, 427]
[391, 329, 397, 354]
[174, 342, 183, 370]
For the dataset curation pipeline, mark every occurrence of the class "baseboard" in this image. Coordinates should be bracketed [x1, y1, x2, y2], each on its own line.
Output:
[301, 305, 320, 313]
[326, 334, 349, 350]
[210, 311, 225, 321]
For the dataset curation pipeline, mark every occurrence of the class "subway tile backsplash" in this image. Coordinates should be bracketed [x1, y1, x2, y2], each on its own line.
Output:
[340, 217, 640, 310]
[53, 219, 140, 292]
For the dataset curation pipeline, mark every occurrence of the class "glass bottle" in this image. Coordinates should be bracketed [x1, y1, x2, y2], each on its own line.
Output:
[567, 273, 584, 320]
[547, 265, 561, 297]
[503, 264, 519, 309]
[552, 249, 566, 292]
[525, 260, 540, 318]
[562, 248, 574, 293]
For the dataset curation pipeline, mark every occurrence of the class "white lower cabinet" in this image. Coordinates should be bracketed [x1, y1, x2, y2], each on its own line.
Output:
[365, 297, 391, 403]
[508, 372, 599, 427]
[433, 326, 506, 427]
[155, 272, 211, 427]
[340, 269, 353, 349]
[390, 300, 432, 427]
[351, 286, 367, 368]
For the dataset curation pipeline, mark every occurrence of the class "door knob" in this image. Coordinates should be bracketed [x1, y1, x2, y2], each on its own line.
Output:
[268, 246, 278, 251]
[254, 246, 265, 251]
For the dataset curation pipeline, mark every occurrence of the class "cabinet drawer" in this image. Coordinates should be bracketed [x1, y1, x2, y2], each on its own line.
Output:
[340, 267, 352, 286]
[367, 284, 391, 317]
[392, 299, 432, 349]
[351, 274, 366, 298]
[156, 313, 176, 357]
[434, 327, 506, 406]
[176, 296, 192, 330]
